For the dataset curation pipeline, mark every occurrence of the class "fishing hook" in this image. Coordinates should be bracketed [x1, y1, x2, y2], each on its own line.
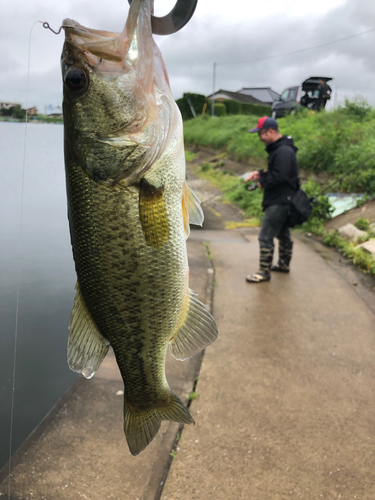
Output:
[128, 0, 198, 35]
[42, 22, 64, 35]
[43, 0, 198, 37]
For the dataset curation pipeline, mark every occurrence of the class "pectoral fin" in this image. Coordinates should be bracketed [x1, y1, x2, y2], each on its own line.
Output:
[169, 290, 218, 361]
[139, 178, 169, 249]
[182, 183, 204, 239]
[67, 282, 109, 379]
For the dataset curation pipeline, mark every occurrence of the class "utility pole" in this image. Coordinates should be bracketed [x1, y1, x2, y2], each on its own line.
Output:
[211, 62, 217, 117]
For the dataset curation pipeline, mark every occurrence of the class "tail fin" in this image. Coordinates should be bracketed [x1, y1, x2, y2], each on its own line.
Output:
[124, 391, 194, 456]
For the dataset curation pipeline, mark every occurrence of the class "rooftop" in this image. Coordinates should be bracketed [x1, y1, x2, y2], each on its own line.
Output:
[207, 89, 265, 105]
[237, 87, 280, 103]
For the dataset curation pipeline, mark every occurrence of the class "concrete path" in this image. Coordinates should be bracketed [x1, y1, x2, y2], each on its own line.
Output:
[161, 229, 375, 500]
[0, 241, 214, 500]
[2, 228, 375, 499]
[324, 200, 375, 231]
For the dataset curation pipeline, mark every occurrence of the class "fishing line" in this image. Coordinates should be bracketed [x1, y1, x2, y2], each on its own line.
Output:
[317, 152, 375, 197]
[200, 181, 248, 206]
[7, 20, 45, 500]
[200, 152, 375, 209]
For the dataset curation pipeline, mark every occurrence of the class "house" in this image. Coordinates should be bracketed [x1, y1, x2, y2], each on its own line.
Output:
[237, 87, 280, 106]
[207, 89, 265, 105]
[0, 101, 22, 110]
[27, 107, 38, 116]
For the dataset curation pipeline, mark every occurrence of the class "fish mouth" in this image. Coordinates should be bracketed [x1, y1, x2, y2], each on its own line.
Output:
[62, 18, 133, 72]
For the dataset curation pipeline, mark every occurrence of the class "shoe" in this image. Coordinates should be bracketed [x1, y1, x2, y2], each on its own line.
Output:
[246, 271, 270, 283]
[270, 263, 290, 273]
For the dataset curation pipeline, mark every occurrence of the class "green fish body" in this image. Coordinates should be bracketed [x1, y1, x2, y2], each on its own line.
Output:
[61, 0, 217, 455]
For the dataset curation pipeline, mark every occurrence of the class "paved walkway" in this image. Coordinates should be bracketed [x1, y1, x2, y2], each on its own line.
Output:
[161, 229, 375, 500]
[0, 241, 213, 500]
[2, 229, 375, 499]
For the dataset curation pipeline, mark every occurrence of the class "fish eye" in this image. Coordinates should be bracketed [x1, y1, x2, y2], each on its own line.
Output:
[65, 68, 88, 92]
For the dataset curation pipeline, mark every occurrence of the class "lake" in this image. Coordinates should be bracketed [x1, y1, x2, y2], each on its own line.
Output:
[0, 122, 77, 470]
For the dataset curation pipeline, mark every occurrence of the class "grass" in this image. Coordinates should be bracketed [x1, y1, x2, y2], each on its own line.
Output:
[195, 162, 264, 221]
[183, 100, 375, 194]
[189, 155, 375, 275]
[184, 102, 375, 275]
[322, 230, 375, 275]
[188, 391, 199, 401]
[204, 241, 213, 261]
[185, 151, 197, 162]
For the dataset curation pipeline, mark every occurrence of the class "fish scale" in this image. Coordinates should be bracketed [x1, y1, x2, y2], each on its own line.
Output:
[62, 0, 217, 455]
[66, 152, 188, 399]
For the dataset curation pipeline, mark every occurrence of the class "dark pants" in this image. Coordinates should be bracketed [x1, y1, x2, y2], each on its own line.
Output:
[258, 204, 292, 249]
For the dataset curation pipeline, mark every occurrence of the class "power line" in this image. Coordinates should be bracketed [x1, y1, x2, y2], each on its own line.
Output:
[218, 27, 375, 66]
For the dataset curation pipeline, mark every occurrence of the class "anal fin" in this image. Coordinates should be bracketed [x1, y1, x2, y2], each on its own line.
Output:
[67, 282, 109, 379]
[169, 290, 218, 361]
[139, 178, 169, 249]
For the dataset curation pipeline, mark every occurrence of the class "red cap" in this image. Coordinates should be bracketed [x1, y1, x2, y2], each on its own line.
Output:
[249, 116, 279, 133]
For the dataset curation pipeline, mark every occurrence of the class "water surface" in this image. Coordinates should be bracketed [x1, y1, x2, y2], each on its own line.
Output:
[0, 122, 77, 470]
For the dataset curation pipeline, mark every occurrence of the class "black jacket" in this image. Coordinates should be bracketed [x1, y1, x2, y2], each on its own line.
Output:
[258, 136, 299, 209]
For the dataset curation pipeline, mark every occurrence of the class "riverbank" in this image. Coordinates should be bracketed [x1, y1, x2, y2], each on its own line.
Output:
[0, 116, 63, 124]
[3, 230, 375, 498]
[184, 101, 375, 193]
[0, 238, 215, 500]
[186, 145, 375, 276]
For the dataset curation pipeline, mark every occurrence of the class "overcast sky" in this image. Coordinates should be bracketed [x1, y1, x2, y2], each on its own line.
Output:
[1, 0, 374, 112]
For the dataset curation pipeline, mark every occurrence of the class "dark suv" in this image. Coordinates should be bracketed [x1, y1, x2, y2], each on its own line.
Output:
[271, 77, 333, 118]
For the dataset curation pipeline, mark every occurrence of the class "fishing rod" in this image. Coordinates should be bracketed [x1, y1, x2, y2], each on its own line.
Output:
[200, 179, 260, 206]
[200, 181, 249, 206]
[201, 152, 375, 207]
[314, 152, 375, 199]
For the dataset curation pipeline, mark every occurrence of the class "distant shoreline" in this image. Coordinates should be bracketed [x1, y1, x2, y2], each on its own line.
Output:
[0, 117, 63, 125]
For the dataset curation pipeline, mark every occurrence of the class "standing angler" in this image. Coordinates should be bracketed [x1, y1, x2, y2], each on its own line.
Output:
[61, 0, 217, 456]
[245, 117, 298, 282]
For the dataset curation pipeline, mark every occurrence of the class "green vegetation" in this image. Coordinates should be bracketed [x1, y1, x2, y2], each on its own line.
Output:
[0, 110, 63, 124]
[176, 93, 208, 120]
[184, 100, 375, 194]
[194, 162, 332, 229]
[185, 151, 197, 162]
[322, 230, 375, 275]
[354, 217, 370, 231]
[190, 159, 375, 274]
[176, 92, 271, 121]
[297, 179, 334, 236]
[197, 162, 263, 220]
[204, 241, 213, 261]
[188, 391, 199, 401]
[214, 103, 226, 117]
[221, 99, 271, 117]
[33, 114, 63, 124]
[1, 105, 27, 121]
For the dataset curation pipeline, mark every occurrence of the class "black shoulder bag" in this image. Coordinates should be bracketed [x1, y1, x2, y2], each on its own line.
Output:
[286, 178, 313, 228]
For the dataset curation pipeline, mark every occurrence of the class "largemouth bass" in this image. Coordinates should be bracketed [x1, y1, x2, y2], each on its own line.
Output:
[61, 0, 218, 456]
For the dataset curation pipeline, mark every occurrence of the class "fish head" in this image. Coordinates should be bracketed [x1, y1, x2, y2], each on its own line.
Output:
[61, 0, 176, 185]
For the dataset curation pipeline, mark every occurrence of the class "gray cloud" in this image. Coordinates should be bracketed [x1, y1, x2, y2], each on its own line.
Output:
[161, 0, 375, 102]
[1, 0, 374, 111]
